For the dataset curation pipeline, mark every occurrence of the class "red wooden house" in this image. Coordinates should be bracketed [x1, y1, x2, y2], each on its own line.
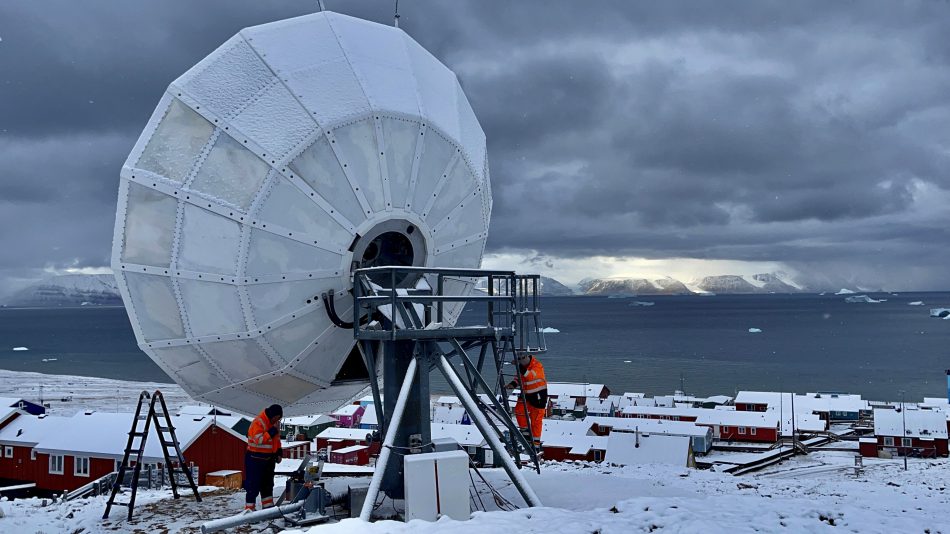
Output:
[329, 444, 370, 465]
[0, 412, 248, 493]
[315, 427, 374, 452]
[864, 408, 949, 458]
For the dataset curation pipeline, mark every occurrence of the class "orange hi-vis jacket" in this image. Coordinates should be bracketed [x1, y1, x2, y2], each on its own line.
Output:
[520, 357, 547, 394]
[247, 410, 281, 454]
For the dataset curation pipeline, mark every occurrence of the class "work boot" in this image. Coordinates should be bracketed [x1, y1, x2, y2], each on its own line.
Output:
[243, 504, 256, 513]
[261, 497, 274, 509]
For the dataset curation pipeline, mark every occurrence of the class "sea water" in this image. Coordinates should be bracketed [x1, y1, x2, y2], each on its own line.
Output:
[1, 293, 948, 401]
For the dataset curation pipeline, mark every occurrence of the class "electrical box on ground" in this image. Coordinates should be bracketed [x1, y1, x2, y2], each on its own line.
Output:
[403, 450, 470, 522]
[431, 437, 459, 453]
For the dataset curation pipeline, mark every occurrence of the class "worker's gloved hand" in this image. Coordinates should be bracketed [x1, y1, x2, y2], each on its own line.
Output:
[267, 426, 278, 438]
[274, 448, 283, 464]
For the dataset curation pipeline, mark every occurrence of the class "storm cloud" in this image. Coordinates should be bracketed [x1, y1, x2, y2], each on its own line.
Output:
[1, 0, 949, 292]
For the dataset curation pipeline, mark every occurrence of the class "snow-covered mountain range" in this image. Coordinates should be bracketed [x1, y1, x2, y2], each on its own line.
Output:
[578, 272, 804, 296]
[1, 274, 122, 307]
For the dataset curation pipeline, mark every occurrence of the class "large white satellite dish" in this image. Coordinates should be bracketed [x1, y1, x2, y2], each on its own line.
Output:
[111, 12, 491, 416]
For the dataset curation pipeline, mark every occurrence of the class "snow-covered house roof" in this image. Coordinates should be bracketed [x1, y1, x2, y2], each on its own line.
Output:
[874, 408, 948, 439]
[604, 432, 691, 467]
[316, 427, 374, 441]
[552, 397, 577, 411]
[622, 392, 646, 399]
[585, 416, 712, 439]
[283, 414, 336, 427]
[542, 419, 597, 438]
[178, 405, 237, 417]
[585, 398, 616, 414]
[433, 405, 467, 425]
[333, 444, 368, 454]
[0, 414, 64, 446]
[919, 398, 950, 411]
[435, 396, 461, 406]
[431, 423, 487, 448]
[547, 383, 609, 399]
[695, 410, 779, 429]
[332, 404, 363, 417]
[734, 391, 782, 406]
[30, 413, 245, 462]
[360, 407, 378, 426]
[799, 393, 868, 414]
[620, 405, 702, 419]
[542, 432, 608, 455]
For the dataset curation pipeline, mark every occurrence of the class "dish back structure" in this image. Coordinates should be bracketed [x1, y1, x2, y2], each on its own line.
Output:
[111, 12, 491, 416]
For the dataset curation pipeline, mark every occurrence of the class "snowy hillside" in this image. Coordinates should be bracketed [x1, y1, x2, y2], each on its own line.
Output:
[1, 274, 122, 307]
[579, 277, 691, 296]
[580, 272, 804, 296]
[539, 276, 574, 296]
[6, 451, 945, 533]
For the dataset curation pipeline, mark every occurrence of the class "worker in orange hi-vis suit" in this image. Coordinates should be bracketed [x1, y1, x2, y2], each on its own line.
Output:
[506, 352, 548, 445]
[244, 404, 283, 511]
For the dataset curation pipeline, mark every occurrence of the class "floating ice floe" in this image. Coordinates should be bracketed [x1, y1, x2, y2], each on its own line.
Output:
[41, 358, 57, 362]
[12, 347, 28, 351]
[931, 308, 950, 318]
[844, 295, 882, 303]
[908, 301, 925, 306]
[541, 327, 560, 333]
[630, 301, 655, 307]
[748, 328, 762, 333]
[835, 288, 856, 295]
[623, 360, 632, 363]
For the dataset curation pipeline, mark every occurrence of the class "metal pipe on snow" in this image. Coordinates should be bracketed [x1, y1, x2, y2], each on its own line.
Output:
[359, 356, 419, 521]
[200, 502, 304, 533]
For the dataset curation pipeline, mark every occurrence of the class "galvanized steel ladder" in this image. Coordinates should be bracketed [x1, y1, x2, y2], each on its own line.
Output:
[103, 390, 202, 520]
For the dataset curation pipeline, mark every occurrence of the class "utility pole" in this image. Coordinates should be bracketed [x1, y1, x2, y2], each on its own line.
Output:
[790, 391, 796, 449]
[900, 390, 907, 471]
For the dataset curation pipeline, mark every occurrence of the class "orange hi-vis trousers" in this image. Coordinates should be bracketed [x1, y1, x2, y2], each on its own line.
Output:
[514, 399, 544, 442]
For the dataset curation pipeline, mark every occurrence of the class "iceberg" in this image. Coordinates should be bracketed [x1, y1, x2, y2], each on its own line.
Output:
[630, 301, 655, 307]
[908, 301, 925, 306]
[835, 288, 856, 295]
[748, 328, 762, 333]
[931, 308, 950, 318]
[541, 327, 560, 333]
[12, 347, 28, 351]
[844, 295, 881, 303]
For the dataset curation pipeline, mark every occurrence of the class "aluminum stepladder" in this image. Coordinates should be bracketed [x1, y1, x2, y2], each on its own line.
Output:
[103, 390, 202, 520]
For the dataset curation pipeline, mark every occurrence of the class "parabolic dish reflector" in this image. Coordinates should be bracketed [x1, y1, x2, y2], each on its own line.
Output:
[111, 12, 491, 416]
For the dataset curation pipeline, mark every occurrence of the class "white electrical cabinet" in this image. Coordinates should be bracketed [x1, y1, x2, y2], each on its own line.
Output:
[403, 450, 470, 522]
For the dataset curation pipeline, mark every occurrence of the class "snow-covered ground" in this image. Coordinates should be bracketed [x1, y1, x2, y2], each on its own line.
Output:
[287, 453, 950, 533]
[0, 368, 194, 416]
[5, 452, 947, 533]
[2, 370, 949, 532]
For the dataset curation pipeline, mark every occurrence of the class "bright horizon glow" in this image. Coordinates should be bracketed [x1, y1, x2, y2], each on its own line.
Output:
[482, 251, 797, 288]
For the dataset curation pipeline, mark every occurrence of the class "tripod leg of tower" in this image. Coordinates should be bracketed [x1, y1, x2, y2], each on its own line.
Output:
[361, 356, 418, 521]
[437, 355, 542, 508]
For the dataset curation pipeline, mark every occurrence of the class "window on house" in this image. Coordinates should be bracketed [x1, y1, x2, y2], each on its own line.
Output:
[49, 455, 64, 474]
[901, 438, 912, 448]
[883, 437, 894, 446]
[3, 446, 12, 458]
[74, 456, 90, 477]
[594, 450, 604, 462]
[751, 428, 757, 435]
[31, 450, 36, 460]
[738, 427, 746, 435]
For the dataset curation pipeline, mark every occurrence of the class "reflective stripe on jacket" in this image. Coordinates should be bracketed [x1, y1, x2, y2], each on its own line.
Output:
[247, 410, 280, 454]
[521, 358, 547, 394]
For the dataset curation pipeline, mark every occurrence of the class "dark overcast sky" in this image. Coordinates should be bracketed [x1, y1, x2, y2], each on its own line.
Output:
[1, 1, 949, 293]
